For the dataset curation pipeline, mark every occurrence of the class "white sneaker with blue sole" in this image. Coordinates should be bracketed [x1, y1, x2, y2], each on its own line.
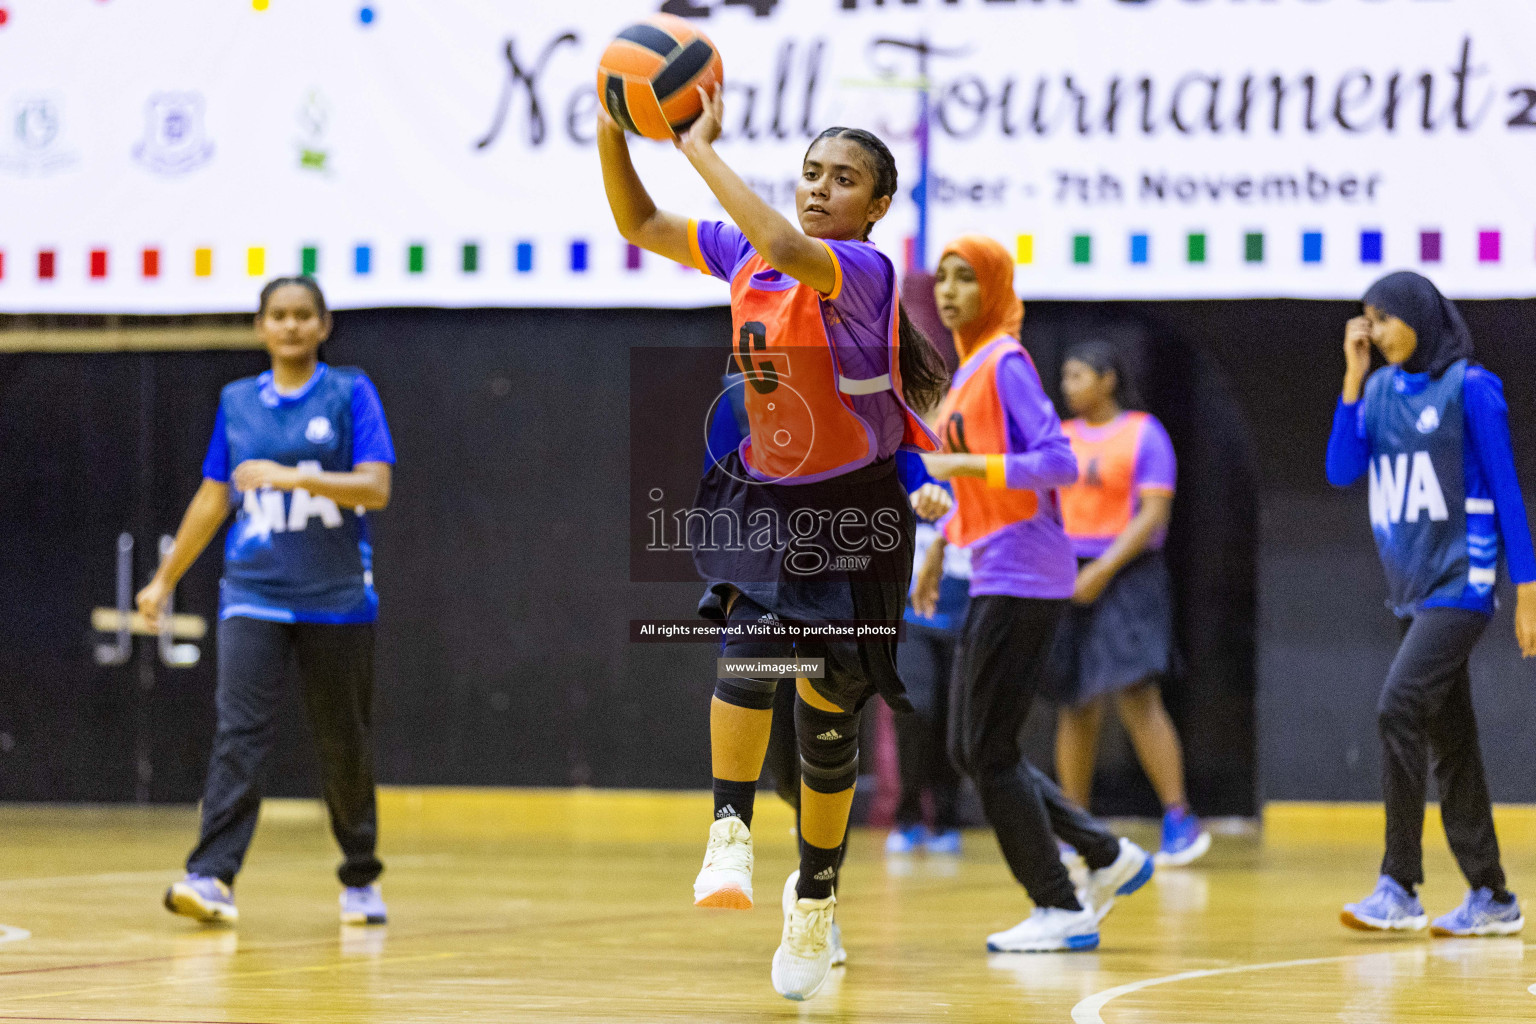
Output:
[1084, 838, 1154, 923]
[986, 905, 1099, 952]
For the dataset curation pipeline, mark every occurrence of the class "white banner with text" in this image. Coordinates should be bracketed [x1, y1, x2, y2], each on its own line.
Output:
[2, 0, 1533, 311]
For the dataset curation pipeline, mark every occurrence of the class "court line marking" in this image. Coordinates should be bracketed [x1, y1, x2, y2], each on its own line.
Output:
[0, 925, 31, 945]
[1076, 946, 1536, 1022]
[1072, 953, 1385, 1024]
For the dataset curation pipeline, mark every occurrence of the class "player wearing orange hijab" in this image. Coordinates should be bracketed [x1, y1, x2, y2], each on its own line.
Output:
[916, 236, 1153, 953]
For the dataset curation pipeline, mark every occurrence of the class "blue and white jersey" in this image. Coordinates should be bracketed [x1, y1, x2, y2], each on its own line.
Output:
[1329, 358, 1536, 617]
[203, 364, 395, 624]
[1360, 360, 1479, 615]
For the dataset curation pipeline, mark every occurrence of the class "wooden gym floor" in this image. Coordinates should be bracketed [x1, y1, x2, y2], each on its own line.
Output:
[0, 790, 1532, 1023]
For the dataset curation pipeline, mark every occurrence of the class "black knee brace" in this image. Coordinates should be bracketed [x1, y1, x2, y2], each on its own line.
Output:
[796, 694, 860, 794]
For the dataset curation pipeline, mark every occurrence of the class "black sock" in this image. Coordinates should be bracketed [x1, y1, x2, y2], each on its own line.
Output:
[796, 837, 842, 900]
[712, 778, 756, 829]
[1492, 888, 1515, 904]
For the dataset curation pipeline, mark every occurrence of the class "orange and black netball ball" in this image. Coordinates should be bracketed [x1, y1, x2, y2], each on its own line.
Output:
[596, 14, 724, 141]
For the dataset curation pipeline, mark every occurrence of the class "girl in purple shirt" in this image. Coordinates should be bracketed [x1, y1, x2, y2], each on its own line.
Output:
[599, 87, 947, 1000]
[1046, 341, 1211, 869]
[916, 235, 1153, 953]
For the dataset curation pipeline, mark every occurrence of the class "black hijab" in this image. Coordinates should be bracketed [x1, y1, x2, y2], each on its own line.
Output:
[1361, 270, 1474, 377]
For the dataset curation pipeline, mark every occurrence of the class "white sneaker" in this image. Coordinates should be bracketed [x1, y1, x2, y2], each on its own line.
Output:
[693, 816, 754, 909]
[1084, 837, 1154, 923]
[829, 919, 847, 967]
[985, 905, 1099, 952]
[771, 871, 836, 1000]
[1058, 841, 1090, 891]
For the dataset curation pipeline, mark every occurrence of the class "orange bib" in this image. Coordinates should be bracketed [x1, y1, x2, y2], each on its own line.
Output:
[1059, 412, 1151, 541]
[728, 252, 937, 483]
[936, 336, 1041, 547]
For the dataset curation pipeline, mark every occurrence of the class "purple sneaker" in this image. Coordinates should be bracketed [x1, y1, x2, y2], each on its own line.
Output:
[1430, 888, 1523, 937]
[1341, 876, 1426, 932]
[340, 884, 388, 925]
[164, 874, 238, 925]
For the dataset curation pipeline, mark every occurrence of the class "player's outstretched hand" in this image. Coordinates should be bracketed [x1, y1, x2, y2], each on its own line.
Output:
[677, 84, 723, 155]
[595, 104, 623, 141]
[1515, 582, 1536, 658]
[910, 483, 952, 521]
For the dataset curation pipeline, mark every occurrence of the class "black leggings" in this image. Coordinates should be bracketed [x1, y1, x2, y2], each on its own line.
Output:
[1378, 607, 1507, 895]
[949, 596, 1121, 910]
[893, 621, 962, 829]
[187, 617, 382, 888]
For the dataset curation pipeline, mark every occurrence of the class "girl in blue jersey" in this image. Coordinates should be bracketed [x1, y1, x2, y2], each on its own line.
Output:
[1329, 271, 1536, 937]
[137, 276, 396, 928]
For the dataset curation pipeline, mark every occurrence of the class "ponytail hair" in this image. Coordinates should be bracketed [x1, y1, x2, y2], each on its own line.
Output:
[1063, 339, 1142, 411]
[807, 126, 950, 411]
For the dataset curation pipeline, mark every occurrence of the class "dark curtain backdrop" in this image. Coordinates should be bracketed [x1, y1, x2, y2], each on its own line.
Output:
[2, 298, 1531, 812]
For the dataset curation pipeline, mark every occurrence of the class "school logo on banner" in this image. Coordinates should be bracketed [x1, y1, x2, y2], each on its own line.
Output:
[132, 92, 214, 175]
[296, 89, 332, 174]
[0, 96, 78, 176]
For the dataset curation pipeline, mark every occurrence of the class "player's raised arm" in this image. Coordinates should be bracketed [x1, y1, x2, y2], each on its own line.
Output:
[676, 86, 838, 295]
[597, 110, 695, 268]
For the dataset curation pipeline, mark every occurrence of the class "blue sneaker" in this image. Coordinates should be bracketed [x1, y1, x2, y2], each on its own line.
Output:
[924, 829, 962, 856]
[1341, 876, 1427, 932]
[885, 824, 927, 855]
[164, 873, 238, 925]
[1430, 888, 1523, 937]
[340, 884, 388, 925]
[1155, 806, 1212, 867]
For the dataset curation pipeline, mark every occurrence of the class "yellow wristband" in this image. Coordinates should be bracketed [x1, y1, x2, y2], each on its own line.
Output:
[985, 454, 1008, 488]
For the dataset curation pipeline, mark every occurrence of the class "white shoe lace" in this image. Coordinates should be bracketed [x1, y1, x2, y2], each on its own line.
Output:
[783, 897, 834, 958]
[703, 820, 752, 877]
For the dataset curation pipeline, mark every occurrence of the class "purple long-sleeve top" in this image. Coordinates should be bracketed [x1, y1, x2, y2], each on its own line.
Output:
[951, 343, 1080, 600]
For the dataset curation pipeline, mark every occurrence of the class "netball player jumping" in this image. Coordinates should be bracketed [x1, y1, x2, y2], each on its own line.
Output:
[599, 85, 948, 998]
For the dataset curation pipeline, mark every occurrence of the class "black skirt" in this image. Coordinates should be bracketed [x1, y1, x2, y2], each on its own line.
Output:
[693, 450, 915, 713]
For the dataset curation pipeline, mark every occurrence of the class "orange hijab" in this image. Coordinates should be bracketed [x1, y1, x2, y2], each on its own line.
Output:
[939, 235, 1023, 362]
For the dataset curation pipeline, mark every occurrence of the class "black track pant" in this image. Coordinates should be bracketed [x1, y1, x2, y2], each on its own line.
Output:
[1378, 607, 1506, 894]
[893, 622, 962, 829]
[949, 595, 1121, 910]
[187, 617, 383, 888]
